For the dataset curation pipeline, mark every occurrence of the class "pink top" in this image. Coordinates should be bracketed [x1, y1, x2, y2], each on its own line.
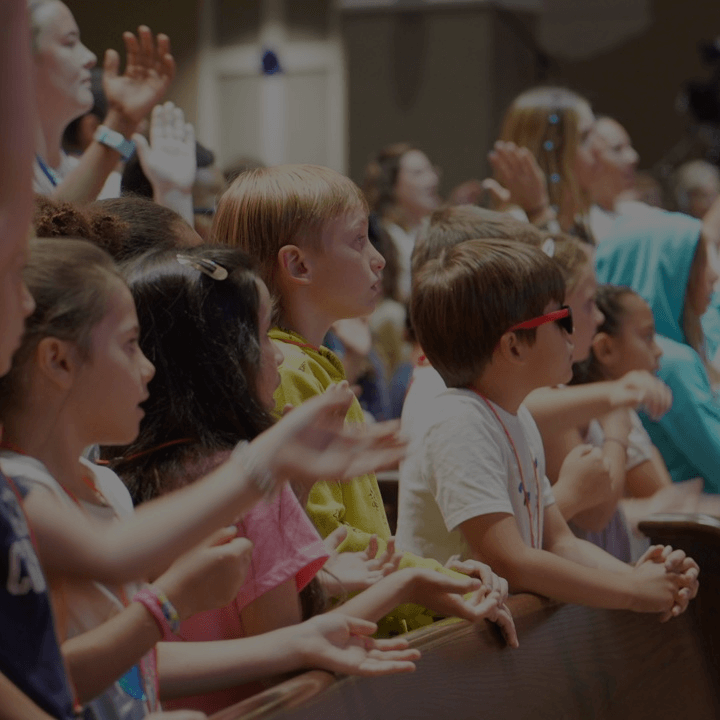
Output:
[162, 479, 328, 715]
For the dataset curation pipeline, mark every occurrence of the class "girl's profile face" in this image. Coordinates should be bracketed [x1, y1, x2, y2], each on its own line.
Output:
[600, 294, 662, 378]
[686, 242, 718, 318]
[34, 1, 96, 120]
[72, 281, 155, 445]
[565, 258, 604, 363]
[255, 279, 284, 410]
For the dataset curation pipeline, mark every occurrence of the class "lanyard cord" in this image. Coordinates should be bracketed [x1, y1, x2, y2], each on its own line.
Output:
[36, 154, 60, 187]
[468, 389, 542, 549]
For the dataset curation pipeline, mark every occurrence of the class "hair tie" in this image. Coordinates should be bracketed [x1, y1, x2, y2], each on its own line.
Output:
[176, 254, 229, 281]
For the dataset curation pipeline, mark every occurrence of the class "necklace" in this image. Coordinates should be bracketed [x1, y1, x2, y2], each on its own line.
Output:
[467, 389, 542, 549]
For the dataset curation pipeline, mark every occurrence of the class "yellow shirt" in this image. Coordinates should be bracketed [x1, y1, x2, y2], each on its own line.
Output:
[271, 328, 466, 634]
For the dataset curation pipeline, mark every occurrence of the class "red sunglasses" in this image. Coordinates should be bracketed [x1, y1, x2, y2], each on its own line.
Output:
[509, 305, 574, 335]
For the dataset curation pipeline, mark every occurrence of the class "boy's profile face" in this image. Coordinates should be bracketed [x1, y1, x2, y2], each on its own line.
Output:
[306, 209, 385, 322]
[523, 301, 575, 388]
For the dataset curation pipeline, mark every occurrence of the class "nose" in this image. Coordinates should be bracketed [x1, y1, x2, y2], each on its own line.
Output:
[83, 44, 97, 70]
[628, 146, 640, 166]
[653, 341, 663, 361]
[370, 242, 385, 273]
[141, 351, 156, 384]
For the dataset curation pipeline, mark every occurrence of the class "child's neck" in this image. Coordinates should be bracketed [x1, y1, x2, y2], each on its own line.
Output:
[2, 403, 96, 503]
[280, 298, 335, 349]
[470, 366, 530, 415]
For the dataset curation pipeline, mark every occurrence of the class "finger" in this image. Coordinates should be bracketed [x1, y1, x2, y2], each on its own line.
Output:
[365, 535, 379, 561]
[366, 648, 421, 662]
[172, 105, 186, 139]
[324, 526, 348, 551]
[103, 48, 120, 81]
[137, 25, 155, 68]
[184, 121, 195, 148]
[367, 637, 412, 652]
[345, 616, 378, 637]
[494, 605, 519, 648]
[131, 132, 150, 158]
[355, 658, 417, 676]
[122, 32, 139, 71]
[664, 548, 686, 571]
[204, 525, 238, 547]
[156, 33, 171, 65]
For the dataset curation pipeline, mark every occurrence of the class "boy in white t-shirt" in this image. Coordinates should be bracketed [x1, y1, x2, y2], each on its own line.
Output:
[397, 239, 698, 619]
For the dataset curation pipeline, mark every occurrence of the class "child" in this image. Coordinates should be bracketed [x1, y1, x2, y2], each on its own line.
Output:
[397, 238, 698, 618]
[0, 236, 423, 718]
[595, 211, 720, 493]
[212, 165, 511, 635]
[108, 245, 513, 713]
[572, 285, 720, 520]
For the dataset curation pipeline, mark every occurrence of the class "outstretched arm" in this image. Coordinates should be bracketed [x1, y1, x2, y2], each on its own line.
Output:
[0, 672, 55, 720]
[23, 384, 406, 584]
[157, 614, 419, 700]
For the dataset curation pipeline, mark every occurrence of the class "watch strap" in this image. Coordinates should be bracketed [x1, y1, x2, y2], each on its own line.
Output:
[93, 124, 135, 161]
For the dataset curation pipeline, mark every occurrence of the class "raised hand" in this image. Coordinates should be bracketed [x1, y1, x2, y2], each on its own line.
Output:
[153, 526, 253, 622]
[488, 140, 549, 219]
[295, 614, 420, 676]
[249, 382, 407, 491]
[103, 26, 175, 133]
[133, 102, 196, 195]
[319, 529, 403, 595]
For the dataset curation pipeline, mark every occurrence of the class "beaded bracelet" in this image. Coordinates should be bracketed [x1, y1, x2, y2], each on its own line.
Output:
[133, 586, 181, 639]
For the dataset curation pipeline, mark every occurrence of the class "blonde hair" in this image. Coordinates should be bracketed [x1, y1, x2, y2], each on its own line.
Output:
[500, 87, 593, 228]
[211, 165, 367, 308]
[548, 233, 591, 295]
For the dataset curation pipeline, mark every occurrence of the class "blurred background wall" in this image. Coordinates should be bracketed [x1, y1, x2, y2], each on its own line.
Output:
[70, 0, 720, 195]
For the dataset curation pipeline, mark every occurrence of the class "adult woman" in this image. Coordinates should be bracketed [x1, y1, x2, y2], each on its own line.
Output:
[490, 86, 599, 242]
[30, 0, 174, 204]
[363, 143, 441, 300]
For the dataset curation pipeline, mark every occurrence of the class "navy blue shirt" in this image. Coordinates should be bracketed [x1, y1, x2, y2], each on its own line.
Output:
[0, 471, 76, 719]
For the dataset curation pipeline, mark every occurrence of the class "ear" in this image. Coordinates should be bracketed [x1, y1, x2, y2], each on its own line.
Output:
[496, 331, 528, 366]
[591, 331, 615, 365]
[35, 337, 79, 391]
[277, 245, 312, 287]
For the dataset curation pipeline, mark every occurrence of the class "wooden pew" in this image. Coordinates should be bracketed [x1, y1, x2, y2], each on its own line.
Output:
[210, 589, 717, 720]
[639, 512, 720, 703]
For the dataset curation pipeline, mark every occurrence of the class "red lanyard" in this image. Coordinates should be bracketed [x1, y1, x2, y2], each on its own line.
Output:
[468, 389, 542, 549]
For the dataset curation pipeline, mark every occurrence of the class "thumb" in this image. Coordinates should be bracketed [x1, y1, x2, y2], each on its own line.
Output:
[132, 133, 150, 163]
[481, 178, 511, 204]
[202, 525, 238, 548]
[103, 48, 120, 81]
[345, 616, 378, 637]
[324, 526, 348, 551]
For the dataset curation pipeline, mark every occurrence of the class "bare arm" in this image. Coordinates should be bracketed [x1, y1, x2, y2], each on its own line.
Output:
[23, 385, 405, 584]
[625, 447, 672, 498]
[458, 510, 677, 612]
[0, 672, 55, 720]
[157, 614, 420, 699]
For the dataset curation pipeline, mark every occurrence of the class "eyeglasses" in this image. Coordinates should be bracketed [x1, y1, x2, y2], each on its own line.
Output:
[508, 305, 574, 335]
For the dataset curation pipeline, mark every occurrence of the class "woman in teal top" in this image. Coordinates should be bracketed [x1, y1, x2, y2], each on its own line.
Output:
[595, 210, 720, 493]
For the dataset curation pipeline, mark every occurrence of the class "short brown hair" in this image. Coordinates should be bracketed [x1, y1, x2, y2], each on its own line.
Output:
[412, 205, 545, 277]
[211, 164, 367, 304]
[411, 239, 565, 387]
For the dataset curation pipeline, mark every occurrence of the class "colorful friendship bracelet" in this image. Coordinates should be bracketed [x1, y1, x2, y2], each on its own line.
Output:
[133, 587, 181, 639]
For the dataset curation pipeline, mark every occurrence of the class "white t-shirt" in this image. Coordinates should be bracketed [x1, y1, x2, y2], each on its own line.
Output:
[396, 389, 555, 565]
[0, 451, 152, 720]
[400, 364, 447, 449]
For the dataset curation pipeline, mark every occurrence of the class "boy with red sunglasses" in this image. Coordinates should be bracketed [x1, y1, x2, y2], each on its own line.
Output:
[397, 239, 698, 619]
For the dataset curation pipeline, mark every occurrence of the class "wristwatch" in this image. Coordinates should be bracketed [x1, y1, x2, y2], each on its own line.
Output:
[93, 125, 135, 161]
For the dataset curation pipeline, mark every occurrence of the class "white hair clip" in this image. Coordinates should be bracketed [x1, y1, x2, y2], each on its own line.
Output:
[176, 254, 229, 281]
[541, 237, 556, 258]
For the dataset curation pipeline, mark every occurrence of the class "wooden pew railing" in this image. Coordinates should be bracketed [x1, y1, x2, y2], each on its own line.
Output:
[210, 510, 720, 720]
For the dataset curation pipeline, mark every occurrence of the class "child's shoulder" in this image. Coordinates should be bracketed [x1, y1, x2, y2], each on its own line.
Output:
[271, 328, 345, 380]
[0, 451, 58, 495]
